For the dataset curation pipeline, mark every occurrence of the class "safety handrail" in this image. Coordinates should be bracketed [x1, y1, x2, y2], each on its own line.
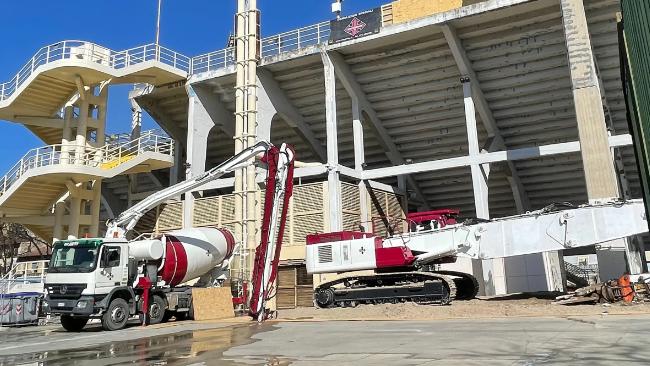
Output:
[189, 21, 330, 74]
[0, 22, 333, 100]
[0, 132, 173, 197]
[0, 41, 191, 101]
[0, 260, 49, 295]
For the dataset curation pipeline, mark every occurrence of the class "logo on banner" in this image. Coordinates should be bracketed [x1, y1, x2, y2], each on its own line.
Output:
[344, 17, 367, 37]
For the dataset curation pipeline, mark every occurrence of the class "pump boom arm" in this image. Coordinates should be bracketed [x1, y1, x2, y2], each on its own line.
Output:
[105, 141, 272, 238]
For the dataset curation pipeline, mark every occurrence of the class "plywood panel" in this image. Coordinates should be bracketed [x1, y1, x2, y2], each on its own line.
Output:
[391, 0, 484, 24]
[191, 287, 235, 320]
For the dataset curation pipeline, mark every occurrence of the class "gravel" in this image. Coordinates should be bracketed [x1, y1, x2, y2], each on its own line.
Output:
[276, 298, 650, 321]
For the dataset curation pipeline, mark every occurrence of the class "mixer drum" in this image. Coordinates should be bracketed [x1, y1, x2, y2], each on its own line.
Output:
[158, 227, 235, 286]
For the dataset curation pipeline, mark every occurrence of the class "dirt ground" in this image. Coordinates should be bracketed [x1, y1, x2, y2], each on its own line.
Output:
[276, 297, 650, 321]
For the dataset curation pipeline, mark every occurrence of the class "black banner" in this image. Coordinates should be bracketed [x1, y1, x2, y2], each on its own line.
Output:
[329, 8, 382, 44]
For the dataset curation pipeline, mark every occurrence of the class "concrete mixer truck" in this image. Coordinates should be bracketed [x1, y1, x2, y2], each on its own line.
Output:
[43, 142, 295, 331]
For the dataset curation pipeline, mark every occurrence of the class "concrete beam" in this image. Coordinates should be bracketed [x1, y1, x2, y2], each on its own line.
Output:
[183, 84, 218, 228]
[325, 50, 429, 208]
[137, 98, 187, 148]
[362, 134, 633, 181]
[257, 68, 327, 162]
[189, 84, 235, 136]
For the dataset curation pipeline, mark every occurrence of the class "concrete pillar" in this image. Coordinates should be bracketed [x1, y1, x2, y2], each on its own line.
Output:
[322, 52, 342, 231]
[183, 85, 216, 229]
[560, 0, 643, 276]
[75, 99, 89, 165]
[67, 196, 81, 239]
[461, 77, 502, 296]
[89, 181, 102, 237]
[463, 78, 489, 219]
[170, 140, 181, 186]
[52, 201, 65, 242]
[90, 84, 107, 236]
[61, 105, 73, 164]
[352, 100, 370, 231]
[256, 77, 275, 144]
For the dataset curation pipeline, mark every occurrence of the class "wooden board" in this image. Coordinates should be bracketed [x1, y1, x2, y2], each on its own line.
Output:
[391, 0, 484, 24]
[191, 287, 235, 321]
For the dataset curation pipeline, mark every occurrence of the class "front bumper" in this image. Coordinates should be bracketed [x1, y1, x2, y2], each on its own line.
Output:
[45, 296, 98, 316]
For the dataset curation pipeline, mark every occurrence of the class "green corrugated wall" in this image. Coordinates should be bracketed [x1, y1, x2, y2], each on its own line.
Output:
[621, 0, 650, 215]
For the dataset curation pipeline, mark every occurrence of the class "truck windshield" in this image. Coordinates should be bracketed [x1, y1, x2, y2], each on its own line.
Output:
[49, 242, 100, 273]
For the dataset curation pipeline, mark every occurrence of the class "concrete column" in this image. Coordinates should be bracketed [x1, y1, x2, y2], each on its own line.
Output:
[170, 140, 181, 186]
[89, 181, 102, 237]
[560, 0, 643, 276]
[52, 201, 65, 242]
[462, 77, 502, 295]
[352, 99, 370, 231]
[183, 85, 216, 228]
[75, 99, 89, 165]
[130, 97, 142, 139]
[256, 78, 276, 143]
[67, 196, 81, 239]
[61, 106, 73, 164]
[463, 78, 489, 219]
[322, 52, 342, 231]
[90, 85, 107, 236]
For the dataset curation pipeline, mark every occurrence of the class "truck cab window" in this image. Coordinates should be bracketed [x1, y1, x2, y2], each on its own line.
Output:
[102, 247, 121, 268]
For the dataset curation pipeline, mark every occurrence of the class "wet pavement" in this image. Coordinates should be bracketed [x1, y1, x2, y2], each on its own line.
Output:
[1, 314, 649, 365]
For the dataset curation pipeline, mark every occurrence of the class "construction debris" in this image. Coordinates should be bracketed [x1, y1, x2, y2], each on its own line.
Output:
[554, 274, 650, 305]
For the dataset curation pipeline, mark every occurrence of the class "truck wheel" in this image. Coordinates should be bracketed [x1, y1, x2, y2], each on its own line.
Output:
[102, 298, 129, 331]
[162, 310, 173, 323]
[60, 315, 88, 332]
[148, 295, 166, 325]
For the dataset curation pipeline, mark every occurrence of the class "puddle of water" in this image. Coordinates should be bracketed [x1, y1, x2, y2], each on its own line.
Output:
[0, 322, 287, 366]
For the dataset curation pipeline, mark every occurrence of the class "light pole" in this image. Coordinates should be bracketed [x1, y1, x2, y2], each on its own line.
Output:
[155, 0, 162, 46]
[332, 0, 343, 19]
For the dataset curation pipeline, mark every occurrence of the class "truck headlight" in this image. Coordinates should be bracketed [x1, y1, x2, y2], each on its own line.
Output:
[76, 301, 88, 309]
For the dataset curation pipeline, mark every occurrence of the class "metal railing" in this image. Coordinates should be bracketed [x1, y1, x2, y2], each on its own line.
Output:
[0, 41, 191, 101]
[565, 262, 598, 286]
[0, 260, 48, 295]
[190, 21, 331, 74]
[0, 132, 173, 197]
[0, 22, 332, 100]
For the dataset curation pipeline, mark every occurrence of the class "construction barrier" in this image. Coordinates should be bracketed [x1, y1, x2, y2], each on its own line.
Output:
[0, 292, 42, 326]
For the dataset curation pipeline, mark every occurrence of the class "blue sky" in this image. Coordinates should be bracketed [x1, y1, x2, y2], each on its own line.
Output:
[0, 0, 386, 173]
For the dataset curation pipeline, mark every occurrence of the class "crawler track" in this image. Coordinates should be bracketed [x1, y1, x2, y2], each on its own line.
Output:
[315, 271, 484, 308]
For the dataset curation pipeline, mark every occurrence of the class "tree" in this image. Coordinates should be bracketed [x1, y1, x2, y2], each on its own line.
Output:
[0, 223, 50, 276]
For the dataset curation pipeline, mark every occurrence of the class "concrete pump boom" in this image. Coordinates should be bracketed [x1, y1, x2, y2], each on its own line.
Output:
[105, 141, 272, 238]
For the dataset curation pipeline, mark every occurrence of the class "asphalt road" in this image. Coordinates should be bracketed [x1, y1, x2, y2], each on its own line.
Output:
[0, 315, 648, 365]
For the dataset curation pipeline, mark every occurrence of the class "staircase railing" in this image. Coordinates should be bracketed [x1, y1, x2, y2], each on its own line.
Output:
[0, 41, 191, 101]
[0, 260, 48, 295]
[0, 20, 334, 102]
[0, 132, 173, 197]
[564, 261, 598, 285]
